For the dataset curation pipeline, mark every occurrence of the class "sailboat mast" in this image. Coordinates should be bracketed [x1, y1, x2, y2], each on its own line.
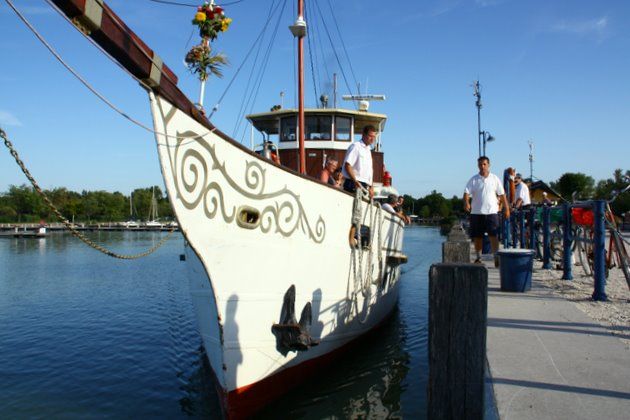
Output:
[289, 4, 309, 172]
[297, 0, 306, 174]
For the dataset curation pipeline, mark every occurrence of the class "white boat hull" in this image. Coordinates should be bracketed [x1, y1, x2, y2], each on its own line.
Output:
[149, 94, 405, 416]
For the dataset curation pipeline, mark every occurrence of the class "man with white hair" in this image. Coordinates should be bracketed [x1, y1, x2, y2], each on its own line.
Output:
[514, 173, 531, 209]
[319, 156, 339, 186]
[382, 194, 407, 224]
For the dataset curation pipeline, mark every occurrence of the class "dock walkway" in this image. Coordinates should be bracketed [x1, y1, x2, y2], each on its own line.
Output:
[483, 258, 630, 419]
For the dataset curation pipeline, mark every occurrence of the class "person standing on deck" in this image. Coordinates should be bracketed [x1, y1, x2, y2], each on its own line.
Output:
[332, 169, 344, 188]
[382, 194, 408, 224]
[463, 156, 510, 266]
[514, 173, 531, 209]
[342, 125, 376, 199]
[319, 157, 339, 186]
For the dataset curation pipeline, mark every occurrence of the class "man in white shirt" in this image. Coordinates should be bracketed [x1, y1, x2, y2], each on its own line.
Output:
[514, 173, 531, 208]
[342, 125, 376, 198]
[382, 194, 407, 224]
[463, 156, 510, 265]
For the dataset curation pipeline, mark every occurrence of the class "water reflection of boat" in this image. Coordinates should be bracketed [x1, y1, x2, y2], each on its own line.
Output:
[178, 314, 412, 419]
[40, 1, 407, 417]
[257, 313, 411, 418]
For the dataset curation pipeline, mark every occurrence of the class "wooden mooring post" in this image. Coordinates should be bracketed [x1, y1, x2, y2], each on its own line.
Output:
[427, 263, 488, 420]
[442, 226, 471, 263]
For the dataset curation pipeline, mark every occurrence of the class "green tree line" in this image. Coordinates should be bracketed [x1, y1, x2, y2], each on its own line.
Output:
[1, 169, 627, 224]
[0, 185, 173, 224]
[399, 168, 630, 221]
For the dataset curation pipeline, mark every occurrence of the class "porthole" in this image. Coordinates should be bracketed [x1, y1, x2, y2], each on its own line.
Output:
[236, 206, 260, 229]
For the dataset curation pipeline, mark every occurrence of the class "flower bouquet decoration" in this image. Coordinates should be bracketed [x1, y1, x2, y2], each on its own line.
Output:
[192, 3, 232, 40]
[185, 3, 232, 81]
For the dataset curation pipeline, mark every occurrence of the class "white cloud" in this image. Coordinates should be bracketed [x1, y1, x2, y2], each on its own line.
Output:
[401, 0, 462, 21]
[430, 0, 462, 17]
[476, 0, 509, 7]
[0, 110, 23, 127]
[550, 16, 608, 35]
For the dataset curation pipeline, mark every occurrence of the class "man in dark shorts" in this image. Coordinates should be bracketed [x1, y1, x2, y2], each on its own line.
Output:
[463, 156, 510, 265]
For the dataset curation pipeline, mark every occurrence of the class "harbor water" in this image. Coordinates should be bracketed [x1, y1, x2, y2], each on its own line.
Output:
[0, 226, 440, 418]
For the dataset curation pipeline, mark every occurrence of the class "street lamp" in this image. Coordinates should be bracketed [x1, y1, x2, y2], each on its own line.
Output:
[473, 80, 495, 157]
[481, 131, 495, 156]
[473, 81, 482, 156]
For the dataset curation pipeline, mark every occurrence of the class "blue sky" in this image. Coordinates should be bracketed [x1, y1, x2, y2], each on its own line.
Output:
[1, 0, 629, 199]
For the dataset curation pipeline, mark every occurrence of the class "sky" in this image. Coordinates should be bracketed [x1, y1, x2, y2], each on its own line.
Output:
[1, 0, 629, 199]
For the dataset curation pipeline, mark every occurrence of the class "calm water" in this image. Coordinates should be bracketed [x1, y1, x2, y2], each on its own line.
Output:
[0, 226, 441, 418]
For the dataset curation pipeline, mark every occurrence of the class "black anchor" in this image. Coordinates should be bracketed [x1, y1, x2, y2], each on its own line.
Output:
[271, 285, 320, 354]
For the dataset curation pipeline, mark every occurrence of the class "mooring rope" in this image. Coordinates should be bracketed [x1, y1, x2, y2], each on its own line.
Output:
[1, 127, 176, 259]
[349, 188, 384, 324]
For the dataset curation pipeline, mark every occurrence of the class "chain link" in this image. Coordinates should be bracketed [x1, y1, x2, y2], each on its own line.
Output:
[1, 127, 176, 259]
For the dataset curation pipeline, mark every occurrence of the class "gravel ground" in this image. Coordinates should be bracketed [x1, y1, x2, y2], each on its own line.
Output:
[534, 260, 630, 348]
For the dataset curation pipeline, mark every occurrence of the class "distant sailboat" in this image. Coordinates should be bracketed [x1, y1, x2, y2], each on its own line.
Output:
[145, 187, 163, 229]
[122, 191, 139, 229]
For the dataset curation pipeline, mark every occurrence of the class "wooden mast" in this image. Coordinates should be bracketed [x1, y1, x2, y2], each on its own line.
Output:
[296, 0, 306, 174]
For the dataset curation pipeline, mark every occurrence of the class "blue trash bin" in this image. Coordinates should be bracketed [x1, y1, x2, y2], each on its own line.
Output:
[497, 249, 535, 292]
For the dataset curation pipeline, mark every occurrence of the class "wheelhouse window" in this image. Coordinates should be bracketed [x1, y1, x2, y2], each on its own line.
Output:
[280, 116, 296, 142]
[335, 116, 351, 141]
[305, 115, 332, 140]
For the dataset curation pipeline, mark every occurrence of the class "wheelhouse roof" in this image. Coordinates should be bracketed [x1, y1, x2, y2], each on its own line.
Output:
[246, 108, 388, 135]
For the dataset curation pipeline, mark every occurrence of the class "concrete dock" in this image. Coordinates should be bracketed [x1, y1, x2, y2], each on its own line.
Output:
[483, 259, 630, 419]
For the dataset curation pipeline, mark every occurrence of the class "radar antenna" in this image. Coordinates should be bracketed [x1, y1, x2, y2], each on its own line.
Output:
[341, 94, 386, 112]
[528, 140, 534, 181]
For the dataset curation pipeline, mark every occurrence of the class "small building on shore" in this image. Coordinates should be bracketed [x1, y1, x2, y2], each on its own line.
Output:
[528, 180, 563, 204]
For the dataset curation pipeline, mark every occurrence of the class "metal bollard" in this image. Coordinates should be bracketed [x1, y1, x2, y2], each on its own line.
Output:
[519, 210, 526, 248]
[529, 207, 536, 252]
[562, 203, 573, 280]
[542, 206, 551, 269]
[503, 214, 511, 248]
[511, 212, 518, 248]
[592, 200, 607, 301]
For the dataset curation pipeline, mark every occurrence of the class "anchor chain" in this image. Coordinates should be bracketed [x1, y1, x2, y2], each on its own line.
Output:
[1, 127, 176, 259]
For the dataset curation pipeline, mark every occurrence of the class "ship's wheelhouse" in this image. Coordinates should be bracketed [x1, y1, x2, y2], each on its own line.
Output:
[246, 109, 388, 183]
